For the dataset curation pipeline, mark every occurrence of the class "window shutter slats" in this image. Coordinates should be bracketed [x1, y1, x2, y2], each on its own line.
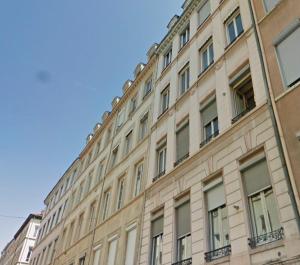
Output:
[177, 201, 191, 237]
[176, 123, 189, 160]
[206, 183, 225, 211]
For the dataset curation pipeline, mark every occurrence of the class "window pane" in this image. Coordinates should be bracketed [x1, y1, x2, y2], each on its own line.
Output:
[210, 209, 221, 250]
[209, 43, 214, 64]
[177, 201, 191, 237]
[250, 193, 267, 236]
[202, 49, 208, 70]
[236, 14, 243, 35]
[125, 228, 137, 265]
[221, 206, 230, 246]
[228, 21, 236, 43]
[265, 189, 281, 231]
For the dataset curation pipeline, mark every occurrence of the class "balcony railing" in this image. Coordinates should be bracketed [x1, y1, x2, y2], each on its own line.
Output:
[248, 227, 284, 249]
[153, 170, 166, 182]
[172, 258, 192, 265]
[204, 245, 231, 262]
[200, 130, 219, 148]
[231, 104, 255, 124]
[174, 153, 189, 167]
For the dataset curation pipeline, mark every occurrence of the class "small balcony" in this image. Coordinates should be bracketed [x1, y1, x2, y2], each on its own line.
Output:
[174, 153, 189, 167]
[153, 170, 166, 183]
[204, 245, 231, 262]
[248, 227, 284, 249]
[200, 130, 219, 148]
[172, 258, 192, 265]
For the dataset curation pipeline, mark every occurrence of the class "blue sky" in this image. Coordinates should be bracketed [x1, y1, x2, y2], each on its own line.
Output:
[0, 0, 182, 250]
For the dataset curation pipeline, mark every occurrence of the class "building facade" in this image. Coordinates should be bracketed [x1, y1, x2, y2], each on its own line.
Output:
[0, 214, 42, 265]
[29, 1, 300, 265]
[250, 0, 300, 212]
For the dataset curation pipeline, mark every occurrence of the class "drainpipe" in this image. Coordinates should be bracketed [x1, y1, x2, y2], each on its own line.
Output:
[247, 0, 300, 231]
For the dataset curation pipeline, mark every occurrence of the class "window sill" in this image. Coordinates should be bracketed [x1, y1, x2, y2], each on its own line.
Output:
[153, 170, 166, 182]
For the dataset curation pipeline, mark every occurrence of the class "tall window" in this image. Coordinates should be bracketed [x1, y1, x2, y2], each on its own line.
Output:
[124, 130, 133, 156]
[179, 64, 190, 95]
[77, 212, 84, 240]
[79, 256, 85, 265]
[144, 77, 153, 97]
[242, 158, 281, 245]
[25, 247, 33, 262]
[88, 202, 96, 231]
[56, 206, 62, 225]
[78, 181, 85, 203]
[156, 141, 167, 179]
[117, 109, 125, 130]
[263, 0, 279, 12]
[111, 146, 119, 168]
[66, 221, 75, 248]
[92, 247, 101, 265]
[200, 39, 214, 73]
[86, 171, 93, 194]
[275, 24, 300, 87]
[107, 238, 118, 265]
[226, 10, 243, 44]
[116, 178, 125, 210]
[129, 94, 137, 115]
[176, 201, 191, 262]
[198, 0, 210, 26]
[163, 48, 172, 69]
[180, 25, 190, 48]
[139, 113, 148, 140]
[151, 216, 163, 265]
[200, 99, 219, 146]
[175, 121, 189, 165]
[230, 66, 255, 123]
[94, 140, 101, 158]
[106, 126, 112, 144]
[160, 86, 170, 115]
[33, 225, 39, 237]
[97, 161, 105, 183]
[86, 152, 92, 168]
[204, 178, 230, 260]
[125, 228, 137, 265]
[50, 238, 58, 263]
[134, 163, 143, 196]
[102, 190, 110, 220]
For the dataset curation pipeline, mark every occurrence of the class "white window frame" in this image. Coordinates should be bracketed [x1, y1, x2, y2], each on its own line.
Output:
[160, 86, 170, 115]
[225, 10, 243, 45]
[163, 48, 172, 69]
[180, 24, 190, 48]
[199, 38, 214, 73]
[178, 64, 190, 96]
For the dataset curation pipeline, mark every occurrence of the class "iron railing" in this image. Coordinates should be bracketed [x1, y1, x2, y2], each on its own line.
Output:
[204, 245, 231, 262]
[248, 227, 284, 249]
[232, 104, 255, 124]
[200, 130, 219, 148]
[174, 153, 189, 167]
[152, 170, 166, 182]
[172, 258, 192, 265]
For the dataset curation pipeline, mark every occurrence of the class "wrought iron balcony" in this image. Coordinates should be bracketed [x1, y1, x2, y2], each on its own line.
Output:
[153, 170, 166, 182]
[200, 130, 219, 148]
[248, 227, 284, 249]
[204, 245, 231, 262]
[172, 258, 192, 265]
[231, 104, 255, 124]
[174, 153, 189, 167]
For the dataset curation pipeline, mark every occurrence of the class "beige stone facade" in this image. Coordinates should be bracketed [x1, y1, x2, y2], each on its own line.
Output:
[29, 1, 300, 265]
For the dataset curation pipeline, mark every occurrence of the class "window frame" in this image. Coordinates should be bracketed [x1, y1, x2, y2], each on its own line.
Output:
[225, 9, 244, 45]
[179, 24, 190, 49]
[199, 38, 214, 74]
[178, 63, 190, 96]
[163, 47, 172, 69]
[160, 86, 170, 115]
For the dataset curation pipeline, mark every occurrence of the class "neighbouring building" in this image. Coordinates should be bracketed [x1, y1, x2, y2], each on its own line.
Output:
[250, 0, 300, 213]
[30, 1, 300, 265]
[0, 214, 42, 265]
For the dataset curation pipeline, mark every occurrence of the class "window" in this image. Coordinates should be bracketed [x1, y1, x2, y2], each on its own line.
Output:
[176, 201, 191, 262]
[79, 256, 85, 265]
[50, 238, 58, 263]
[125, 228, 137, 265]
[134, 163, 143, 196]
[94, 140, 101, 158]
[76, 213, 85, 240]
[230, 65, 255, 123]
[107, 238, 118, 265]
[86, 171, 93, 194]
[139, 113, 148, 140]
[263, 0, 279, 12]
[151, 216, 163, 265]
[200, 99, 219, 147]
[276, 24, 300, 87]
[33, 225, 39, 237]
[106, 126, 112, 143]
[180, 25, 190, 48]
[92, 248, 101, 265]
[129, 95, 137, 115]
[50, 212, 56, 230]
[163, 48, 172, 69]
[88, 202, 96, 231]
[179, 64, 190, 95]
[66, 221, 75, 247]
[86, 152, 92, 168]
[102, 190, 110, 220]
[198, 0, 210, 26]
[62, 199, 68, 217]
[226, 11, 243, 44]
[116, 178, 125, 210]
[117, 110, 125, 130]
[205, 179, 230, 259]
[124, 130, 133, 156]
[242, 158, 281, 246]
[111, 146, 119, 168]
[160, 86, 170, 115]
[175, 121, 189, 165]
[156, 141, 167, 179]
[56, 206, 62, 225]
[96, 161, 105, 182]
[144, 77, 153, 97]
[78, 181, 85, 203]
[200, 39, 214, 73]
[25, 247, 33, 262]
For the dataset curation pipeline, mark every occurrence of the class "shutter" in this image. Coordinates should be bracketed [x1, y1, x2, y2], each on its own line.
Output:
[277, 26, 300, 86]
[107, 239, 117, 265]
[125, 228, 137, 265]
[177, 201, 191, 237]
[199, 0, 210, 25]
[176, 123, 189, 160]
[206, 182, 225, 211]
[152, 216, 163, 237]
[201, 100, 217, 125]
[243, 159, 271, 196]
